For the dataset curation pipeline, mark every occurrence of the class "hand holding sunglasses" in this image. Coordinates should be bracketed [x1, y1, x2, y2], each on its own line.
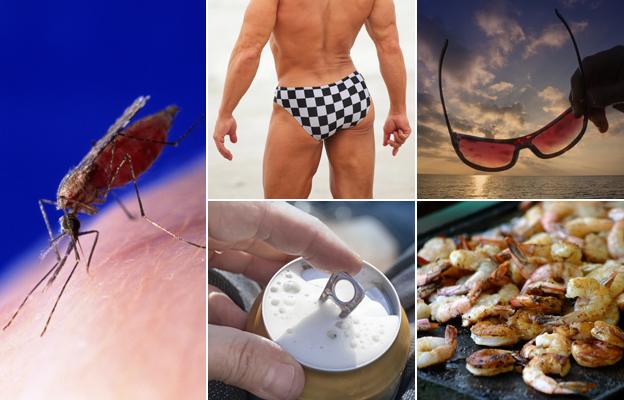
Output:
[570, 45, 624, 133]
[438, 9, 589, 172]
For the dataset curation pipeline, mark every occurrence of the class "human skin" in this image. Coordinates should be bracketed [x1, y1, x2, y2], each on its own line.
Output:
[0, 162, 206, 400]
[212, 0, 411, 199]
[208, 201, 362, 400]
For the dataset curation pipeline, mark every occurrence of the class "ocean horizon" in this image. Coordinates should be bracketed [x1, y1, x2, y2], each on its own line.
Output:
[418, 174, 624, 199]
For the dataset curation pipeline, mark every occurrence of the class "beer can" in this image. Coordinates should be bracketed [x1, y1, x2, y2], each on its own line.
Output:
[246, 258, 411, 400]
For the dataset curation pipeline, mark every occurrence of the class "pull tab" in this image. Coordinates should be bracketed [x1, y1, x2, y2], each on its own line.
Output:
[318, 272, 365, 318]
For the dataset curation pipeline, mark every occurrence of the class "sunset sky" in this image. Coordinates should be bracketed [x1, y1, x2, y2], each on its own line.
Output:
[418, 0, 624, 175]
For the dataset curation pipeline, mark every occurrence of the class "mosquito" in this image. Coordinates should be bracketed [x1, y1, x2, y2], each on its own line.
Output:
[3, 96, 205, 336]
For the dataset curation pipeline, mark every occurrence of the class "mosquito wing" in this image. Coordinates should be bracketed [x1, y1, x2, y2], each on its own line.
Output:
[103, 95, 150, 139]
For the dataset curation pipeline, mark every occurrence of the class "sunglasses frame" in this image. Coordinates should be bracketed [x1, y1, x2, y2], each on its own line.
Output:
[438, 9, 589, 172]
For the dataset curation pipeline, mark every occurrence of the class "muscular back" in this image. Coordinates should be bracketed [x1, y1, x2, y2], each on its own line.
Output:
[270, 0, 375, 86]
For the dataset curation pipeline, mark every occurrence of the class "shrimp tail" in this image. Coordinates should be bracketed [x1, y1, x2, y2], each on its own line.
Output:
[557, 381, 596, 394]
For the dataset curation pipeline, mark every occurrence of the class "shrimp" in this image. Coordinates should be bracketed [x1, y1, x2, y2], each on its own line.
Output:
[511, 204, 544, 240]
[617, 291, 624, 311]
[510, 295, 563, 314]
[522, 354, 595, 395]
[561, 277, 612, 323]
[523, 280, 566, 298]
[583, 233, 609, 263]
[520, 262, 583, 294]
[564, 217, 612, 238]
[417, 325, 457, 368]
[462, 305, 515, 327]
[554, 321, 595, 341]
[417, 260, 451, 286]
[418, 237, 456, 262]
[449, 249, 491, 271]
[466, 349, 517, 376]
[584, 259, 624, 298]
[571, 339, 623, 367]
[510, 310, 547, 341]
[608, 220, 624, 259]
[550, 241, 583, 265]
[470, 319, 519, 347]
[429, 295, 472, 323]
[417, 298, 431, 320]
[436, 258, 497, 296]
[591, 321, 624, 348]
[608, 207, 624, 221]
[416, 319, 439, 332]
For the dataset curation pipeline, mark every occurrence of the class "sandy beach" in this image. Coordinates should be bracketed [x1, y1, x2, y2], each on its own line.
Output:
[207, 0, 415, 199]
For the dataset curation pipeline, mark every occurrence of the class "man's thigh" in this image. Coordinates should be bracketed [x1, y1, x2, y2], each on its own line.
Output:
[263, 104, 323, 199]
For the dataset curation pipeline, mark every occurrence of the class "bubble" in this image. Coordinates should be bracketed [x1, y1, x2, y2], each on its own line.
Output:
[284, 298, 296, 306]
[286, 328, 293, 334]
[327, 329, 338, 339]
[355, 332, 361, 338]
[270, 286, 279, 293]
[285, 272, 293, 278]
[372, 335, 380, 342]
[350, 341, 358, 348]
[279, 307, 286, 314]
[335, 321, 344, 329]
[283, 280, 301, 294]
[271, 299, 280, 306]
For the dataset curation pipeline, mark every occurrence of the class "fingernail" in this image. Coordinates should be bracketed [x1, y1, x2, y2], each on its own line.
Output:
[262, 362, 296, 399]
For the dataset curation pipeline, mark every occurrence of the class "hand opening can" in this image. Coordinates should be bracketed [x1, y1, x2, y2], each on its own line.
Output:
[246, 258, 411, 399]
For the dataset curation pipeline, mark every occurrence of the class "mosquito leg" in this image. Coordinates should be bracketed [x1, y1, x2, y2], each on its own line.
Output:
[118, 114, 205, 147]
[109, 154, 205, 249]
[39, 199, 61, 261]
[78, 230, 100, 274]
[46, 241, 73, 288]
[110, 191, 136, 220]
[40, 258, 80, 336]
[2, 259, 60, 331]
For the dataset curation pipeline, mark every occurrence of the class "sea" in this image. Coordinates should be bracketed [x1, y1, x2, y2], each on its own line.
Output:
[417, 175, 624, 199]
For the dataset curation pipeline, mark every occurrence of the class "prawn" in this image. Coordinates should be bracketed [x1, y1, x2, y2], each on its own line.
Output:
[571, 339, 623, 367]
[591, 320, 624, 348]
[466, 349, 517, 376]
[418, 237, 456, 262]
[417, 325, 457, 369]
[608, 220, 624, 259]
[522, 354, 595, 395]
[470, 319, 519, 347]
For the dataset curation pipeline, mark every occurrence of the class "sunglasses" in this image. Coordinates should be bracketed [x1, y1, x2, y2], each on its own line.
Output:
[438, 9, 588, 172]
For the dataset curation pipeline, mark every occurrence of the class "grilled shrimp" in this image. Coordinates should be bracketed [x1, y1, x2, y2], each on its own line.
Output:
[417, 325, 457, 368]
[417, 319, 439, 332]
[608, 220, 624, 259]
[571, 339, 623, 367]
[510, 295, 563, 314]
[550, 241, 583, 264]
[417, 259, 451, 286]
[470, 319, 519, 347]
[522, 354, 595, 395]
[417, 298, 431, 320]
[418, 237, 456, 262]
[436, 258, 497, 296]
[430, 295, 472, 323]
[564, 217, 613, 238]
[520, 262, 583, 294]
[510, 310, 547, 341]
[583, 233, 609, 263]
[591, 321, 624, 348]
[562, 277, 612, 323]
[462, 305, 515, 327]
[554, 321, 595, 340]
[466, 349, 517, 376]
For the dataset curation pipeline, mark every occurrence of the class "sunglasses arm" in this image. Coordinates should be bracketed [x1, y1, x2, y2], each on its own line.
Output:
[438, 39, 455, 138]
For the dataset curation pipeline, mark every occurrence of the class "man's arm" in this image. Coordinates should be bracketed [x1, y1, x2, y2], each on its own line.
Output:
[365, 0, 411, 156]
[213, 0, 278, 160]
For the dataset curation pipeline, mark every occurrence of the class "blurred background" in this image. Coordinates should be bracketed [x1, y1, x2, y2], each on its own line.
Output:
[207, 0, 415, 199]
[0, 0, 206, 282]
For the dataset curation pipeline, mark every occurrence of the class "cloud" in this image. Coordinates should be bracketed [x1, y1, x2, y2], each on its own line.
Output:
[538, 86, 568, 115]
[560, 0, 603, 9]
[524, 21, 588, 58]
[475, 6, 525, 68]
[489, 81, 514, 93]
[418, 16, 495, 93]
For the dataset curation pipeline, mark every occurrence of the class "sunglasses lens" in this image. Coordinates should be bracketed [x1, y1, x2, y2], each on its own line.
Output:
[532, 110, 584, 156]
[458, 136, 516, 169]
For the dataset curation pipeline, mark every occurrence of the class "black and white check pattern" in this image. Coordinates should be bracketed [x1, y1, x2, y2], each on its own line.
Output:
[274, 71, 372, 140]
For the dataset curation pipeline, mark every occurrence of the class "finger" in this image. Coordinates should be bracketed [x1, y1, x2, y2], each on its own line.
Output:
[398, 129, 410, 141]
[393, 146, 399, 156]
[213, 136, 233, 161]
[209, 202, 362, 275]
[210, 237, 293, 263]
[587, 81, 624, 109]
[383, 131, 391, 146]
[208, 285, 247, 329]
[386, 139, 401, 149]
[209, 250, 288, 286]
[569, 68, 584, 117]
[229, 126, 238, 144]
[393, 131, 406, 145]
[588, 107, 609, 133]
[209, 325, 305, 400]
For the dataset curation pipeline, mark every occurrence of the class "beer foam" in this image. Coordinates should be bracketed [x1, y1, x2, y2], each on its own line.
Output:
[263, 268, 400, 371]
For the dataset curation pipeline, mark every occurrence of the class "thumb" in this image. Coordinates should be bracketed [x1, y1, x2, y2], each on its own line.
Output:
[209, 325, 305, 400]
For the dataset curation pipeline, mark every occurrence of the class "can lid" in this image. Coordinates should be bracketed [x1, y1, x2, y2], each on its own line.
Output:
[262, 258, 402, 372]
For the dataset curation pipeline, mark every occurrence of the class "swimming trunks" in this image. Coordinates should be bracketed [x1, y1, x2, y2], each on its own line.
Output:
[274, 71, 372, 140]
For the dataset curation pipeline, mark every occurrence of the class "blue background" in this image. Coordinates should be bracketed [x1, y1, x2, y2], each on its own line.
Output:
[0, 0, 206, 280]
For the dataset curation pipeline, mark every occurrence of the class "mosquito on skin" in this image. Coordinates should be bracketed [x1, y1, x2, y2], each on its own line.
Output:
[3, 96, 205, 336]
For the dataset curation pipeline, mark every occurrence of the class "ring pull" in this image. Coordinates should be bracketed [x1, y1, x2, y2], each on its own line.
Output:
[318, 272, 365, 318]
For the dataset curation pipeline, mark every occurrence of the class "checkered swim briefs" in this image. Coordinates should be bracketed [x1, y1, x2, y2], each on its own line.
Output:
[274, 71, 372, 140]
